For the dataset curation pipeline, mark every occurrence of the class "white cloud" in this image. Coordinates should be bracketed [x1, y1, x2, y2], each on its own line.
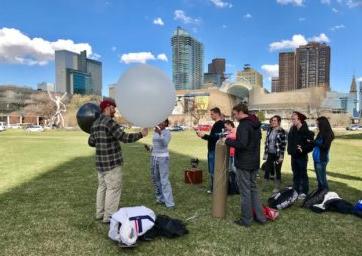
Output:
[299, 17, 306, 21]
[157, 53, 168, 62]
[120, 52, 168, 64]
[357, 77, 362, 82]
[269, 34, 308, 51]
[153, 17, 164, 26]
[209, 0, 233, 8]
[276, 0, 304, 6]
[309, 33, 330, 43]
[0, 27, 92, 65]
[330, 24, 346, 31]
[174, 10, 201, 25]
[261, 64, 279, 78]
[321, 0, 331, 4]
[243, 13, 252, 19]
[120, 52, 155, 64]
[269, 33, 329, 51]
[332, 7, 339, 12]
[90, 53, 101, 60]
[346, 0, 362, 8]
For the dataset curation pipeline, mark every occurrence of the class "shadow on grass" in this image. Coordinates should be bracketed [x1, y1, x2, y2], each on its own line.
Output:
[335, 133, 362, 140]
[1, 142, 362, 256]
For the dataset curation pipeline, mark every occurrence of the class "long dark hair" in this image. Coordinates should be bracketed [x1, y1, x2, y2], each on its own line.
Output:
[316, 116, 334, 144]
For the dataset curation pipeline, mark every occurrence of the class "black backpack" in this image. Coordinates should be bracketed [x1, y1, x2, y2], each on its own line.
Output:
[302, 188, 328, 209]
[268, 186, 298, 210]
[141, 215, 188, 240]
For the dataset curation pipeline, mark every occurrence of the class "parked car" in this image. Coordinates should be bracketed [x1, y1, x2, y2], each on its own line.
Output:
[346, 124, 362, 131]
[260, 123, 270, 131]
[26, 125, 44, 132]
[169, 125, 184, 132]
[0, 122, 6, 132]
[197, 124, 212, 131]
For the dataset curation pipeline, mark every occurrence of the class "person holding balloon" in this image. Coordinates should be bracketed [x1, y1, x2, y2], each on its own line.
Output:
[149, 119, 175, 208]
[88, 99, 148, 224]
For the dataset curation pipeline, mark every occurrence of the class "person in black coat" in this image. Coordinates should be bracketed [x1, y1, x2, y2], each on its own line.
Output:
[196, 107, 224, 193]
[287, 111, 314, 200]
[225, 103, 266, 227]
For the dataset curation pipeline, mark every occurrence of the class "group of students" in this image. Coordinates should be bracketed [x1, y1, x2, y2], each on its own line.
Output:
[88, 99, 334, 228]
[264, 111, 334, 200]
[197, 104, 334, 227]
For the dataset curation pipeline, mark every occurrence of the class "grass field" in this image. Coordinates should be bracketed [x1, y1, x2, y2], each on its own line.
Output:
[0, 129, 361, 256]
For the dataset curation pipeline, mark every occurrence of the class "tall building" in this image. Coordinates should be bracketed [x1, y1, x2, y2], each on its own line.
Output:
[55, 50, 102, 95]
[171, 27, 204, 90]
[37, 82, 54, 92]
[271, 77, 280, 92]
[236, 64, 263, 88]
[279, 52, 296, 91]
[295, 42, 330, 90]
[203, 58, 226, 87]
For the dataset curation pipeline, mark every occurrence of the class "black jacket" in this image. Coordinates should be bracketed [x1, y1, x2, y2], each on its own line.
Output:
[225, 115, 261, 170]
[202, 120, 224, 152]
[287, 122, 314, 158]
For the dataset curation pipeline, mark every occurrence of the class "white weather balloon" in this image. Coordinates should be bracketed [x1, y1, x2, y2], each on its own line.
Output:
[116, 64, 176, 128]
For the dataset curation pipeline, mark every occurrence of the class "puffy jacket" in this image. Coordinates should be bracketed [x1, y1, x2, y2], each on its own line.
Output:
[225, 114, 261, 170]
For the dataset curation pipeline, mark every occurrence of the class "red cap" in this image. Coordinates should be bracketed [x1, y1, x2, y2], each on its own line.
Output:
[100, 100, 116, 112]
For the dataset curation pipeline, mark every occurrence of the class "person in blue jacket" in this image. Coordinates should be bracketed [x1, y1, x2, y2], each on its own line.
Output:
[312, 116, 334, 191]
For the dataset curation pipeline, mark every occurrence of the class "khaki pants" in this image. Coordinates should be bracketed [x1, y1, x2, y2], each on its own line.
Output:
[96, 166, 122, 222]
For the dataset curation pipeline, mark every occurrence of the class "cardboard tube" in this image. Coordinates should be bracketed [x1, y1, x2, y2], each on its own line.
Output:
[212, 139, 228, 218]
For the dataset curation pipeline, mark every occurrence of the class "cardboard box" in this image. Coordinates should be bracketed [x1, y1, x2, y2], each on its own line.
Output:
[184, 168, 202, 184]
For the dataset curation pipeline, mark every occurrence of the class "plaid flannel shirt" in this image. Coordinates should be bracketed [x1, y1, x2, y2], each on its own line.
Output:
[264, 127, 287, 161]
[88, 114, 143, 172]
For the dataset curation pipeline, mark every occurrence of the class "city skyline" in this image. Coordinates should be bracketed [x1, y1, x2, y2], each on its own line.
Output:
[0, 0, 361, 96]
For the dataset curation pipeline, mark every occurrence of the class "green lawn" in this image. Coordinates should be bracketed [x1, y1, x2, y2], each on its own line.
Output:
[0, 129, 361, 256]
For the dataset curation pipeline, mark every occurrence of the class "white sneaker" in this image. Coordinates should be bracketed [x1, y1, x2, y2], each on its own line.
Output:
[298, 193, 306, 200]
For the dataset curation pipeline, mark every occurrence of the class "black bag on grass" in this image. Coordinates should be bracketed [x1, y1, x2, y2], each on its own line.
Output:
[228, 171, 239, 195]
[141, 215, 188, 240]
[268, 186, 298, 210]
[302, 188, 328, 209]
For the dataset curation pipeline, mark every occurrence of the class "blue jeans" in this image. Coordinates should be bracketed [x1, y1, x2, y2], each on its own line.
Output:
[150, 156, 175, 207]
[207, 150, 215, 190]
[314, 161, 329, 190]
[291, 156, 309, 194]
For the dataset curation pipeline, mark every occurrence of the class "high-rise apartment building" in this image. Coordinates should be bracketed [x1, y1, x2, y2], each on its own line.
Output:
[171, 27, 203, 90]
[295, 42, 330, 90]
[203, 58, 226, 87]
[271, 77, 280, 92]
[237, 64, 263, 88]
[55, 50, 102, 95]
[279, 52, 296, 91]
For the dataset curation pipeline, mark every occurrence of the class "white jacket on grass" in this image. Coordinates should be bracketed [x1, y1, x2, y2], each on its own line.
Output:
[108, 206, 156, 246]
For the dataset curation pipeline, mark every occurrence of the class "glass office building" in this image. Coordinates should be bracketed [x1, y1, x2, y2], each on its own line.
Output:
[171, 27, 203, 90]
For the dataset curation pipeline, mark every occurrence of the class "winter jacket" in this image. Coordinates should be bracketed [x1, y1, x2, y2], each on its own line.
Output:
[264, 126, 287, 161]
[202, 120, 224, 152]
[287, 122, 314, 158]
[225, 115, 261, 170]
[312, 135, 332, 163]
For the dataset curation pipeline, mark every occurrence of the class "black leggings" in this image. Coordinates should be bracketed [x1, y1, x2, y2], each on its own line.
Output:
[264, 153, 282, 181]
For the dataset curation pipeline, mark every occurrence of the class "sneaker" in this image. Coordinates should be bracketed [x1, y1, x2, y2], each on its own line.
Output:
[298, 193, 306, 200]
[207, 190, 212, 194]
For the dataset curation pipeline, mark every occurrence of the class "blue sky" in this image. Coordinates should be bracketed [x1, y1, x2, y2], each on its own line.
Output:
[0, 0, 361, 96]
